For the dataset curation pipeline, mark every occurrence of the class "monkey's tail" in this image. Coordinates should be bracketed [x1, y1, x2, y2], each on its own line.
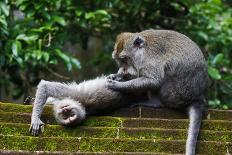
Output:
[185, 102, 204, 155]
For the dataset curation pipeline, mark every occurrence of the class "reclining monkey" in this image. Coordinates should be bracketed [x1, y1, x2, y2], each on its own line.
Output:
[29, 76, 146, 136]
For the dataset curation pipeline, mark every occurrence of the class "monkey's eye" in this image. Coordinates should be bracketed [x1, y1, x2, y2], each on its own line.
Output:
[133, 37, 145, 48]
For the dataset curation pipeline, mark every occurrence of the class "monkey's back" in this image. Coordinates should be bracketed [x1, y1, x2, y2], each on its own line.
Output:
[141, 30, 208, 108]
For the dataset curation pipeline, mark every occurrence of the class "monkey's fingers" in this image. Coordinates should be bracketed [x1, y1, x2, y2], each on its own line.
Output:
[29, 124, 44, 136]
[106, 74, 116, 80]
[106, 79, 120, 90]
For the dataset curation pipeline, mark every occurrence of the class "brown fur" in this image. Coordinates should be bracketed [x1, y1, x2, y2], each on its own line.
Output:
[114, 32, 133, 58]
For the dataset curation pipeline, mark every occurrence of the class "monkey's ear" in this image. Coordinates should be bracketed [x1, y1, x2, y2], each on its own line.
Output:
[133, 37, 145, 48]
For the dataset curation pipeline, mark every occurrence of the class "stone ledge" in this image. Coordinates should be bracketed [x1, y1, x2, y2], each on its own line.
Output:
[1, 102, 232, 154]
[1, 123, 232, 142]
[0, 150, 181, 155]
[1, 112, 232, 131]
[1, 135, 232, 154]
[1, 102, 232, 120]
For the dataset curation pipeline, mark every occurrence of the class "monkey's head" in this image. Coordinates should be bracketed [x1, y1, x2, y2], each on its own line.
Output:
[113, 32, 146, 77]
[53, 98, 86, 126]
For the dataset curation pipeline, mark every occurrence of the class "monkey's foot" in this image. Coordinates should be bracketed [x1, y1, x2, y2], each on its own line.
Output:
[29, 119, 45, 136]
[24, 96, 35, 104]
[107, 74, 124, 81]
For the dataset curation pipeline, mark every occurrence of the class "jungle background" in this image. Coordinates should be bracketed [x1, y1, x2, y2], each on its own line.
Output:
[0, 0, 232, 109]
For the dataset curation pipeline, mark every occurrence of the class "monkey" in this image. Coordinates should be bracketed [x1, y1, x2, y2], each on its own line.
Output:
[29, 76, 147, 136]
[107, 30, 208, 155]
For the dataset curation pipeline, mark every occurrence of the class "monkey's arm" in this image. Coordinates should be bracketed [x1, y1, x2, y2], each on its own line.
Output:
[30, 80, 76, 136]
[107, 77, 161, 92]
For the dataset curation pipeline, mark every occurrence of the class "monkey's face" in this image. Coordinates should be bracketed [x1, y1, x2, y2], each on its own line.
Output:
[54, 101, 85, 126]
[113, 33, 146, 77]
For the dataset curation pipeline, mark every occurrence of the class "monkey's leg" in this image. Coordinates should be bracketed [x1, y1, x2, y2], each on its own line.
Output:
[186, 102, 204, 155]
[30, 80, 77, 136]
[107, 77, 161, 92]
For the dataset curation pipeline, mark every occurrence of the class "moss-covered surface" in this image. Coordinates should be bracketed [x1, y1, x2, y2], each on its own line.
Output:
[0, 150, 168, 155]
[120, 128, 232, 142]
[0, 135, 231, 154]
[1, 102, 232, 120]
[123, 118, 232, 131]
[0, 123, 118, 138]
[1, 123, 232, 142]
[0, 102, 52, 114]
[1, 111, 232, 131]
[1, 102, 232, 154]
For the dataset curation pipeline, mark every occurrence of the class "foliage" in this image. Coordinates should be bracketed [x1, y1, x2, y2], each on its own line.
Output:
[0, 0, 232, 109]
[179, 0, 232, 109]
[0, 0, 110, 99]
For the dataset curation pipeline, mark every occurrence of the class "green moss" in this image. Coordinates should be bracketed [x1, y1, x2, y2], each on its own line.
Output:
[0, 112, 56, 124]
[120, 128, 232, 142]
[1, 123, 231, 142]
[0, 102, 52, 114]
[0, 135, 231, 153]
[206, 109, 232, 121]
[0, 123, 118, 138]
[122, 118, 232, 131]
[0, 135, 80, 151]
[120, 128, 186, 140]
[81, 116, 122, 127]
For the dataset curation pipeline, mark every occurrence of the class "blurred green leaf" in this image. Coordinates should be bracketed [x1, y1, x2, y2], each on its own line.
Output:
[71, 57, 81, 69]
[208, 66, 221, 80]
[11, 41, 21, 56]
[0, 2, 9, 16]
[212, 53, 224, 65]
[52, 15, 66, 26]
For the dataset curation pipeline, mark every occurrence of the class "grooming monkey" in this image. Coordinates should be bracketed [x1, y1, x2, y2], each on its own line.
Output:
[107, 30, 208, 155]
[29, 76, 146, 136]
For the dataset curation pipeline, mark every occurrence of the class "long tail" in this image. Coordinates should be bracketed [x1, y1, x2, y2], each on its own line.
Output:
[186, 102, 204, 155]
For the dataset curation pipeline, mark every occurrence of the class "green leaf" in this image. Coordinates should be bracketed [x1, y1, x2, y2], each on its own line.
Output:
[85, 12, 95, 19]
[49, 59, 58, 64]
[75, 10, 83, 17]
[95, 10, 108, 16]
[55, 49, 69, 62]
[222, 105, 228, 109]
[52, 15, 66, 26]
[42, 52, 50, 62]
[71, 57, 81, 69]
[212, 53, 224, 65]
[0, 2, 9, 16]
[198, 31, 208, 41]
[15, 57, 23, 67]
[16, 34, 38, 43]
[208, 66, 221, 80]
[0, 15, 7, 27]
[11, 41, 19, 56]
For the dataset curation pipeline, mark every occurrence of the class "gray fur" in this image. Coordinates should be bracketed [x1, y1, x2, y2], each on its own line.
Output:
[107, 30, 208, 155]
[29, 76, 145, 135]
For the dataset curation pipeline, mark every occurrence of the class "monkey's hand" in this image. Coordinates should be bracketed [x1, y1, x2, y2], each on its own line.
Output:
[29, 118, 45, 136]
[107, 74, 124, 81]
[106, 79, 123, 90]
